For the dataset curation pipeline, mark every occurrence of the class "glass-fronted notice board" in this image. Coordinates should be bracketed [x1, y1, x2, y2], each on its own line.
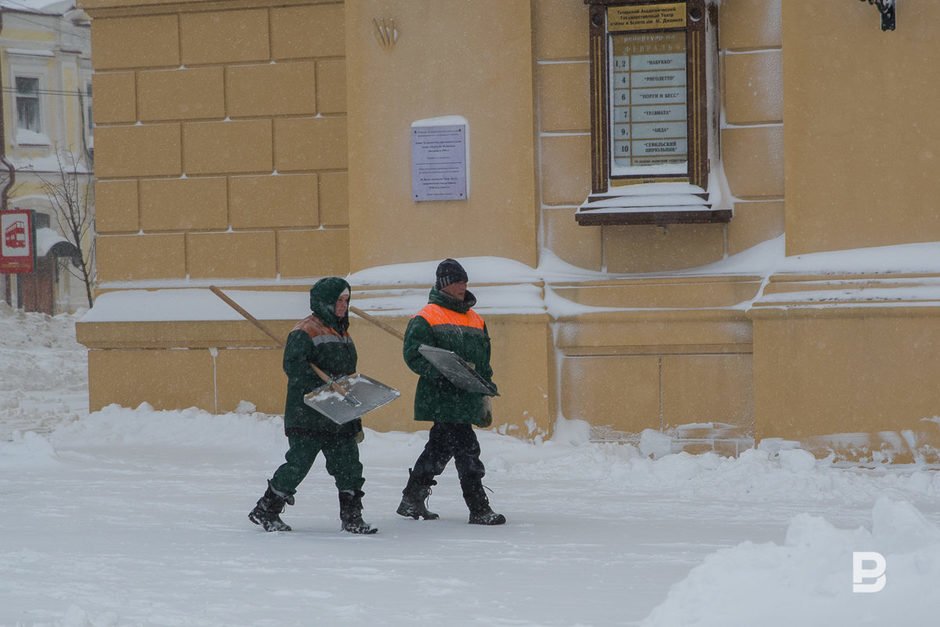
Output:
[610, 30, 688, 173]
[579, 1, 729, 226]
[587, 0, 708, 191]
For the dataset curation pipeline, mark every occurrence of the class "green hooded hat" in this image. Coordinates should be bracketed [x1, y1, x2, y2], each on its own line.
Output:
[309, 277, 351, 333]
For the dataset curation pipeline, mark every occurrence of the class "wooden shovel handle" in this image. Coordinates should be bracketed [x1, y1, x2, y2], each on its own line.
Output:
[209, 286, 283, 346]
[209, 285, 345, 394]
[348, 304, 405, 342]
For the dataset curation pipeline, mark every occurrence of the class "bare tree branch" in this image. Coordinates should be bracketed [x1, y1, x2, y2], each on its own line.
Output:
[36, 149, 95, 308]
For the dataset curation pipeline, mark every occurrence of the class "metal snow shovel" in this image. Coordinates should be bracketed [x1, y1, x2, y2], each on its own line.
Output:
[209, 286, 400, 425]
[416, 345, 499, 396]
[348, 304, 498, 397]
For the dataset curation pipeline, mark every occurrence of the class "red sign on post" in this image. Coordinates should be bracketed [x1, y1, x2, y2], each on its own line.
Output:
[0, 209, 35, 273]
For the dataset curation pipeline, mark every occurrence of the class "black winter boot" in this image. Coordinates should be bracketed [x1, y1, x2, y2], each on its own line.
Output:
[396, 469, 439, 520]
[249, 482, 294, 532]
[339, 490, 378, 534]
[461, 478, 506, 526]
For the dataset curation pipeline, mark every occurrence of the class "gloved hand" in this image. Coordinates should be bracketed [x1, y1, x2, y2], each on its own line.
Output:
[480, 397, 493, 428]
[350, 419, 364, 444]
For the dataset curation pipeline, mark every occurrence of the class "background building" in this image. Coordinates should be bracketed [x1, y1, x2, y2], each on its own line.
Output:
[76, 0, 940, 463]
[0, 0, 93, 314]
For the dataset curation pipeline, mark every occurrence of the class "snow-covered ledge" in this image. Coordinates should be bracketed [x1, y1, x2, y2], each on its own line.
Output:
[748, 240, 940, 315]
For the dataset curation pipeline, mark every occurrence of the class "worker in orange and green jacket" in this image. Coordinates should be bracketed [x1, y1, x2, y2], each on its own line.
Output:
[396, 259, 506, 525]
[249, 277, 376, 535]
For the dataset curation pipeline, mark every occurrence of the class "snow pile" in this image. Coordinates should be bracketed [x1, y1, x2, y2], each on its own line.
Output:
[0, 306, 87, 440]
[35, 401, 940, 507]
[639, 427, 674, 459]
[32, 399, 940, 506]
[4, 401, 940, 625]
[642, 498, 940, 626]
[49, 403, 286, 453]
[0, 430, 59, 468]
[499, 445, 940, 504]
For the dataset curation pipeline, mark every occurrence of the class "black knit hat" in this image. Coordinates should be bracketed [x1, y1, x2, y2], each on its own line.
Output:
[435, 258, 468, 290]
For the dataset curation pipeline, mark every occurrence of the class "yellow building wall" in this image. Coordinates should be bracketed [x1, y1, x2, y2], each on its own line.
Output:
[78, 297, 555, 437]
[81, 0, 940, 463]
[533, 0, 781, 447]
[80, 0, 778, 447]
[752, 295, 940, 463]
[782, 0, 940, 255]
[90, 0, 350, 282]
[740, 1, 940, 463]
[344, 0, 538, 271]
[553, 277, 758, 437]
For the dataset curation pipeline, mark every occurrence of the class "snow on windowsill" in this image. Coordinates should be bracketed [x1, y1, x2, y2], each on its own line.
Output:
[11, 154, 91, 174]
[6, 47, 56, 57]
[16, 129, 51, 146]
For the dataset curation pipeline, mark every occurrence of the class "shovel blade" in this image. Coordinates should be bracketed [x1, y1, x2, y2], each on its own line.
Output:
[303, 374, 400, 425]
[417, 345, 499, 396]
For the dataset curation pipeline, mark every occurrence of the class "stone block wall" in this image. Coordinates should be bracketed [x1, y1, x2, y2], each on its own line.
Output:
[91, 1, 349, 284]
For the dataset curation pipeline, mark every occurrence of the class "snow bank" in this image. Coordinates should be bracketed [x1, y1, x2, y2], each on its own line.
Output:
[37, 404, 940, 508]
[641, 498, 940, 626]
[48, 404, 286, 452]
[6, 396, 940, 625]
[0, 306, 84, 353]
[0, 307, 87, 440]
[496, 445, 940, 504]
[0, 430, 59, 467]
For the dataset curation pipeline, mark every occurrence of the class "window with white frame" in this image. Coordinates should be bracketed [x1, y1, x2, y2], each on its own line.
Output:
[15, 77, 42, 133]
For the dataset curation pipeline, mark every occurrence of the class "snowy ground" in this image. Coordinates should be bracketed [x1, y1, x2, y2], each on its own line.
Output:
[2, 307, 940, 626]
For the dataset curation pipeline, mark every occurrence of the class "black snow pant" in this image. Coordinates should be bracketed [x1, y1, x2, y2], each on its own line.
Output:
[411, 422, 485, 484]
[269, 432, 365, 496]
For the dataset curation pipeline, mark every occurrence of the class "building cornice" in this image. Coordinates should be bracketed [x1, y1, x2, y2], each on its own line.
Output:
[79, 0, 337, 19]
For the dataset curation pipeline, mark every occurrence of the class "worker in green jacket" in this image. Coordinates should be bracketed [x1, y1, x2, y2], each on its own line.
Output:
[249, 277, 376, 534]
[396, 259, 506, 525]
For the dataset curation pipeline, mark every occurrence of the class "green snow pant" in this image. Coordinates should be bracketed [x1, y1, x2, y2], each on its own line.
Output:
[269, 432, 365, 496]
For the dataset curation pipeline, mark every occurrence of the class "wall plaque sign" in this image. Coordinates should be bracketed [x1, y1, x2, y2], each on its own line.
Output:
[411, 120, 468, 202]
[608, 2, 686, 31]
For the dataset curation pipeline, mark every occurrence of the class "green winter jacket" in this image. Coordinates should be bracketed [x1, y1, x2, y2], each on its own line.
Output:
[403, 287, 496, 426]
[283, 277, 360, 437]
